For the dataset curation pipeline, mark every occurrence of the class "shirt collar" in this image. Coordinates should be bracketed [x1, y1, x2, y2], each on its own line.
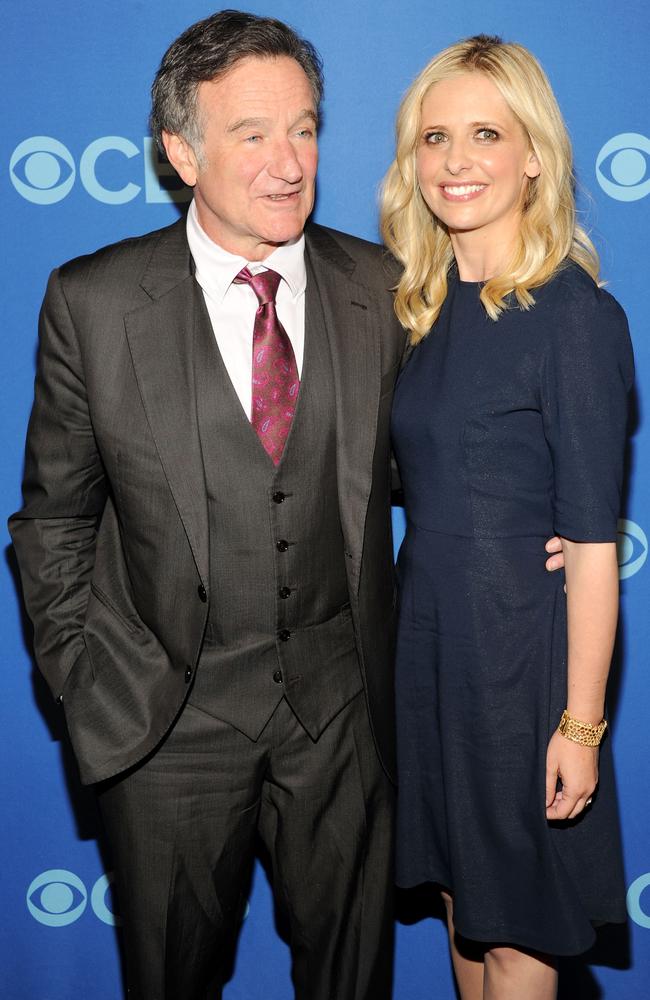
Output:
[186, 199, 306, 303]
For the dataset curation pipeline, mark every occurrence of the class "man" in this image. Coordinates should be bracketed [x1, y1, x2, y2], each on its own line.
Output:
[10, 11, 404, 999]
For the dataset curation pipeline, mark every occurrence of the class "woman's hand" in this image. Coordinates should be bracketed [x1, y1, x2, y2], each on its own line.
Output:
[544, 535, 565, 573]
[545, 729, 599, 820]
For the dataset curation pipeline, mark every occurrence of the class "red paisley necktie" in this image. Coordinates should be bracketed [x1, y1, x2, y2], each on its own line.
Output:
[234, 266, 300, 465]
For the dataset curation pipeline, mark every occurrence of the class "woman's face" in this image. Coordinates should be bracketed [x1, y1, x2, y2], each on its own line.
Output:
[416, 71, 540, 250]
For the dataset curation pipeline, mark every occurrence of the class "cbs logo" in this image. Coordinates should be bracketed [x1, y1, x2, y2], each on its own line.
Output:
[596, 133, 650, 202]
[26, 869, 119, 927]
[9, 136, 192, 206]
[627, 873, 650, 929]
[617, 519, 647, 580]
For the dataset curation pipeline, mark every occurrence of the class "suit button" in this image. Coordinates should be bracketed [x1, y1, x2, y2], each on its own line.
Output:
[56, 694, 64, 705]
[272, 491, 286, 504]
[273, 670, 283, 684]
[185, 666, 193, 683]
[278, 629, 291, 642]
[276, 539, 289, 552]
[278, 586, 291, 599]
[197, 584, 207, 602]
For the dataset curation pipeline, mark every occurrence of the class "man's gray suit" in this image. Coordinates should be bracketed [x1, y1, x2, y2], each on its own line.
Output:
[10, 216, 405, 997]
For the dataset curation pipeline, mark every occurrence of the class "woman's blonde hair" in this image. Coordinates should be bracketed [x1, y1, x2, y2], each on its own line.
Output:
[380, 34, 599, 343]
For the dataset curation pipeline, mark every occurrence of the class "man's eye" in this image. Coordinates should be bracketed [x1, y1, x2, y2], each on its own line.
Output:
[245, 134, 263, 143]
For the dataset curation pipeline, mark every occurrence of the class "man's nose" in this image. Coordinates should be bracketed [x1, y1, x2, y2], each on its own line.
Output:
[268, 139, 303, 183]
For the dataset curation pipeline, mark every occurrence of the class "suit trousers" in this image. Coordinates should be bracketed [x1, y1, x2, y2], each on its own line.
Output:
[97, 690, 394, 1000]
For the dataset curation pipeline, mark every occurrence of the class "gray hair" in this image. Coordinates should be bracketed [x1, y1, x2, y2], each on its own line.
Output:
[150, 9, 324, 155]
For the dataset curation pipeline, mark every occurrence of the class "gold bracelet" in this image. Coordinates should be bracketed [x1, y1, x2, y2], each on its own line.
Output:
[558, 710, 607, 747]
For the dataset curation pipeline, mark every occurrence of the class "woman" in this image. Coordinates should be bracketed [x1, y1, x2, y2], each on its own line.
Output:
[381, 35, 632, 998]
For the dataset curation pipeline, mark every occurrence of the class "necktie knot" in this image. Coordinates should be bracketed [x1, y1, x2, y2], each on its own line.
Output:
[234, 266, 281, 306]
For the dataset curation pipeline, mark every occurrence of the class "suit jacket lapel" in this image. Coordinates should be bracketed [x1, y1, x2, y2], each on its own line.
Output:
[124, 219, 209, 584]
[305, 225, 381, 595]
[123, 220, 384, 594]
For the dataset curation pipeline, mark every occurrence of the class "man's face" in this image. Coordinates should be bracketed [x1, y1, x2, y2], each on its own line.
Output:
[164, 56, 318, 261]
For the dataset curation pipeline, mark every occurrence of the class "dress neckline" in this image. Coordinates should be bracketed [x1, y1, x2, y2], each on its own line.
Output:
[449, 265, 483, 289]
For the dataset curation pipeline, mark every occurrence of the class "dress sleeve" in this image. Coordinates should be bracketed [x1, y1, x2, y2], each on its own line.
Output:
[540, 276, 634, 542]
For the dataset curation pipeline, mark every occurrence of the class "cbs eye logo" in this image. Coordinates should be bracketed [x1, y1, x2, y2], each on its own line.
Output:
[596, 133, 650, 202]
[627, 872, 650, 929]
[9, 135, 191, 206]
[26, 869, 119, 927]
[617, 518, 647, 580]
[10, 137, 75, 205]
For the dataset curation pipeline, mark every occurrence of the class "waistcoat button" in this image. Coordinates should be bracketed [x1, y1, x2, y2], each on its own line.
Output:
[276, 539, 289, 552]
[278, 586, 291, 599]
[197, 584, 207, 602]
[184, 666, 193, 683]
[273, 670, 283, 684]
[272, 491, 286, 504]
[278, 629, 291, 641]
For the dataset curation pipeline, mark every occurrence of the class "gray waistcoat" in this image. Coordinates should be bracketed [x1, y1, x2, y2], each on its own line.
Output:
[188, 292, 363, 739]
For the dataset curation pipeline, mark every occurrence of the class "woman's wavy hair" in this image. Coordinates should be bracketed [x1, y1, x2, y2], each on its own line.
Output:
[380, 34, 599, 343]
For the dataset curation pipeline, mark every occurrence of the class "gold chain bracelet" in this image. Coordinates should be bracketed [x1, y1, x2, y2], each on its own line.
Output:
[558, 710, 607, 747]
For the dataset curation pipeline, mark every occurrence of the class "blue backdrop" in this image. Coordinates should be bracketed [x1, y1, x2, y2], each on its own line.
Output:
[3, 2, 649, 997]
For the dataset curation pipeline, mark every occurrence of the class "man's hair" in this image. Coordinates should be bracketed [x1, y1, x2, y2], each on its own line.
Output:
[380, 34, 600, 342]
[150, 9, 324, 155]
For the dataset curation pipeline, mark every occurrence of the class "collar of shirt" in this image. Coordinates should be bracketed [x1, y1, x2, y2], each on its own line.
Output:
[186, 199, 306, 303]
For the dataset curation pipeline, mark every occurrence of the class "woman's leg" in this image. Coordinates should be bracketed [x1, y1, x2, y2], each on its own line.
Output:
[483, 945, 557, 1000]
[441, 891, 485, 1000]
[441, 891, 558, 1000]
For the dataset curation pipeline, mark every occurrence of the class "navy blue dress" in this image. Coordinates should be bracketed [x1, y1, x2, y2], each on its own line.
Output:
[391, 263, 633, 955]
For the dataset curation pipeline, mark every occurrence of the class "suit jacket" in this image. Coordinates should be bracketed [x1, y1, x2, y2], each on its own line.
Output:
[10, 218, 406, 785]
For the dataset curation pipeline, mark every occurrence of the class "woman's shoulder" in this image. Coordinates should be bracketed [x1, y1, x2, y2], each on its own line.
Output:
[535, 263, 633, 383]
[537, 261, 625, 320]
[534, 261, 629, 343]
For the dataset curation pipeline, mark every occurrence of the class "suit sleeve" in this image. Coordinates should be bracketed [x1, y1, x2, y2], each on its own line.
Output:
[390, 334, 412, 498]
[9, 268, 108, 699]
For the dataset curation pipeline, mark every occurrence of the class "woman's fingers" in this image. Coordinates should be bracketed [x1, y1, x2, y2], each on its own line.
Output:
[546, 788, 576, 820]
[567, 795, 592, 820]
[545, 758, 559, 809]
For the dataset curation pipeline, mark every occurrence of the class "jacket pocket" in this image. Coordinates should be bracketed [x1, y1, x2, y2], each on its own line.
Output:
[62, 639, 95, 696]
[90, 583, 140, 635]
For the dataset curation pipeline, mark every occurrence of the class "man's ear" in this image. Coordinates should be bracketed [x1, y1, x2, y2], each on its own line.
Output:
[162, 131, 199, 187]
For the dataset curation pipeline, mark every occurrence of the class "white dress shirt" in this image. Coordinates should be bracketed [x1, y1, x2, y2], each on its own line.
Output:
[186, 199, 306, 420]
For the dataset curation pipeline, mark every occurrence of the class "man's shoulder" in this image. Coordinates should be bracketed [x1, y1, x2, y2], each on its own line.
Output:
[307, 222, 381, 256]
[305, 222, 401, 288]
[57, 217, 188, 290]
